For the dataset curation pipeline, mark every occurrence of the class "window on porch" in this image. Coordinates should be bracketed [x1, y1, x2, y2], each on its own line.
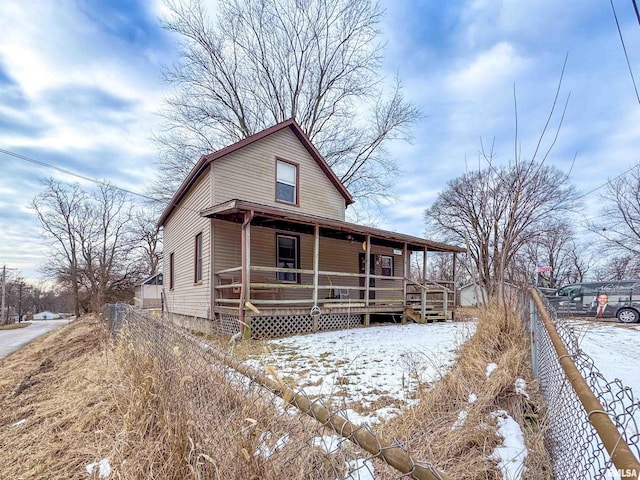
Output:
[380, 255, 394, 277]
[277, 234, 299, 283]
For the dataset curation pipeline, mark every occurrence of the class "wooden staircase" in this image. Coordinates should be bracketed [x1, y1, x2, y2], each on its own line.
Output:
[404, 278, 451, 322]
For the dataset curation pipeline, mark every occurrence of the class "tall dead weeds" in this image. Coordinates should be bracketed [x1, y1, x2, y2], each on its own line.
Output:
[377, 303, 553, 479]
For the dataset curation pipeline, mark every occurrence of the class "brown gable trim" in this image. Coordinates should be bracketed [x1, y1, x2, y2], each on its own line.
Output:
[157, 119, 354, 227]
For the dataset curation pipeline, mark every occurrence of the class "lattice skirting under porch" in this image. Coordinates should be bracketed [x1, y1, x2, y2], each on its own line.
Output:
[250, 313, 362, 339]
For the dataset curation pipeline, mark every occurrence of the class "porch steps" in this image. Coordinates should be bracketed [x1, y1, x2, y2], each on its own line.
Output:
[403, 307, 447, 324]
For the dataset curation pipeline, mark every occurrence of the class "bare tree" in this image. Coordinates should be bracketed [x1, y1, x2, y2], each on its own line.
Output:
[588, 164, 640, 270]
[31, 179, 86, 318]
[131, 208, 163, 276]
[592, 255, 640, 280]
[32, 180, 145, 313]
[153, 0, 420, 210]
[75, 184, 137, 312]
[426, 160, 579, 301]
[425, 61, 583, 303]
[519, 220, 591, 288]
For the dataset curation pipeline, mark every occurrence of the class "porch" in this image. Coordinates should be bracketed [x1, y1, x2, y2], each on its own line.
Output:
[201, 200, 464, 338]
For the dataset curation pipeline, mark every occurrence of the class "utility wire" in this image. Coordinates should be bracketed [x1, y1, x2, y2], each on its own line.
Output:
[0, 147, 202, 218]
[632, 0, 640, 27]
[573, 162, 639, 201]
[610, 0, 640, 105]
[0, 148, 159, 202]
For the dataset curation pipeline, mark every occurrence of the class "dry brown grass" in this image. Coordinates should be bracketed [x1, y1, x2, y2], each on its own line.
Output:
[0, 308, 552, 479]
[0, 315, 114, 479]
[0, 315, 356, 479]
[0, 322, 31, 330]
[377, 303, 553, 479]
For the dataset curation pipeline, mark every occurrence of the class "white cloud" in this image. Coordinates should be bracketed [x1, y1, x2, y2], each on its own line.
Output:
[446, 42, 528, 98]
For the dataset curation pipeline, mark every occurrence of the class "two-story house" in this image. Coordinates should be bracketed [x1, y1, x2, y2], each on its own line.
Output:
[157, 119, 463, 339]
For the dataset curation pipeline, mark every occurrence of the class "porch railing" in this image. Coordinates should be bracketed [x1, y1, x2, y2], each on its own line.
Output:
[405, 278, 451, 320]
[214, 266, 406, 308]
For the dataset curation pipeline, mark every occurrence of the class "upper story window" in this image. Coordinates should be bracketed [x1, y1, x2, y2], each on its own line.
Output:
[276, 159, 298, 205]
[194, 233, 203, 283]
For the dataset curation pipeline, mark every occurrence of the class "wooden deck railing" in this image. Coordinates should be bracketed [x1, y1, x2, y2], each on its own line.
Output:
[215, 266, 406, 308]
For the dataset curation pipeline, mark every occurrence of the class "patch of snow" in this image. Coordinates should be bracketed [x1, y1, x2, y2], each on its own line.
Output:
[313, 435, 345, 453]
[486, 363, 498, 378]
[468, 393, 478, 404]
[11, 419, 27, 427]
[85, 458, 111, 478]
[248, 322, 476, 425]
[515, 378, 529, 399]
[490, 410, 527, 480]
[254, 431, 289, 459]
[451, 410, 468, 430]
[567, 320, 640, 396]
[342, 458, 375, 480]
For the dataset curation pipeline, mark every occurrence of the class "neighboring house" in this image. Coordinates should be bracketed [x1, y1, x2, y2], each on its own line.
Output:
[458, 283, 487, 307]
[33, 311, 59, 320]
[158, 119, 464, 339]
[134, 273, 163, 309]
[458, 282, 519, 307]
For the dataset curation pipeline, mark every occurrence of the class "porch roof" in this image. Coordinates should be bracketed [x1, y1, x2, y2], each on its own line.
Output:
[200, 199, 465, 253]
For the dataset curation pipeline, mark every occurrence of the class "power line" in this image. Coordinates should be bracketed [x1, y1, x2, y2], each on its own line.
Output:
[0, 147, 203, 219]
[610, 0, 640, 105]
[632, 0, 640, 27]
[573, 162, 639, 201]
[0, 147, 159, 202]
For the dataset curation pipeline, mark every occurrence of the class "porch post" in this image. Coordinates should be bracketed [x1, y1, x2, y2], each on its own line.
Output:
[210, 220, 216, 314]
[452, 252, 457, 314]
[423, 247, 428, 283]
[312, 224, 320, 332]
[403, 243, 408, 308]
[364, 234, 371, 327]
[240, 211, 253, 339]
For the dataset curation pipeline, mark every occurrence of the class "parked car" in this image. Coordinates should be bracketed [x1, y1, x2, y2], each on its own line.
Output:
[544, 281, 640, 323]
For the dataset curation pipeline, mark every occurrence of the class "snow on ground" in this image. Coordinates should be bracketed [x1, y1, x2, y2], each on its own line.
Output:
[85, 458, 111, 479]
[248, 321, 475, 424]
[566, 320, 640, 397]
[490, 410, 528, 480]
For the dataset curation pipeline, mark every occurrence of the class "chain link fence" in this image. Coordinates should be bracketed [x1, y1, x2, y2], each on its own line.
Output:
[103, 305, 451, 480]
[525, 289, 640, 480]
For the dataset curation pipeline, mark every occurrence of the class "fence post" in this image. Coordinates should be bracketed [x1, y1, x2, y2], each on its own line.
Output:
[529, 296, 539, 378]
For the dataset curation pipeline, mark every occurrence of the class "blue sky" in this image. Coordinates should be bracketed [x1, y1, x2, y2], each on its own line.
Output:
[1, 0, 639, 281]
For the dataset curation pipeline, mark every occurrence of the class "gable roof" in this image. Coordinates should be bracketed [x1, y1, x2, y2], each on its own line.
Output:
[157, 119, 354, 227]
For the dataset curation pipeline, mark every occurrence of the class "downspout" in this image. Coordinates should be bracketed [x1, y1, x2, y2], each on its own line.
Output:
[239, 210, 254, 339]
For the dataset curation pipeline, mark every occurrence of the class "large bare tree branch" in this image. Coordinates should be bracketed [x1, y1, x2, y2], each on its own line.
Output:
[150, 0, 420, 212]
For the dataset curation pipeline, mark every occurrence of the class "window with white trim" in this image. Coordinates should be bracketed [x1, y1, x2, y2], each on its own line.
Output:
[380, 255, 394, 277]
[276, 159, 297, 204]
[277, 234, 298, 282]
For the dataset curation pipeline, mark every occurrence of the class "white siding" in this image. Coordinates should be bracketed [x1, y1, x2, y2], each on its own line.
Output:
[163, 171, 212, 318]
[212, 128, 346, 220]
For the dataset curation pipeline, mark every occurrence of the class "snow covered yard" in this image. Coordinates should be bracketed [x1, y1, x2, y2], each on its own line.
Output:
[566, 319, 640, 395]
[248, 321, 476, 424]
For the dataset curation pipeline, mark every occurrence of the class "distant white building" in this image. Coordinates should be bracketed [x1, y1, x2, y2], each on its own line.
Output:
[134, 273, 163, 309]
[458, 282, 519, 307]
[33, 311, 60, 320]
